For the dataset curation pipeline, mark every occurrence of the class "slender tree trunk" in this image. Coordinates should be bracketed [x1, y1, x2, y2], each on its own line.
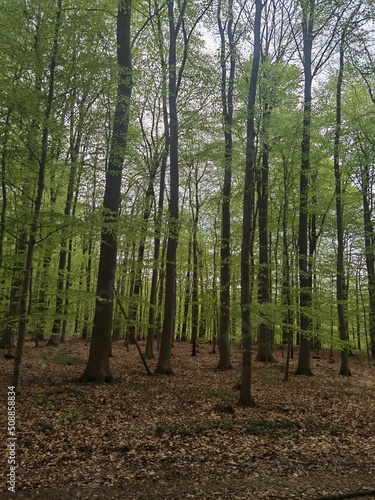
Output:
[361, 163, 375, 358]
[217, 0, 235, 370]
[145, 1, 169, 359]
[127, 178, 155, 341]
[238, 0, 262, 407]
[180, 239, 192, 343]
[256, 102, 273, 362]
[191, 224, 199, 356]
[0, 236, 27, 350]
[334, 37, 351, 376]
[281, 155, 294, 371]
[156, 0, 186, 374]
[296, 0, 314, 376]
[0, 108, 11, 268]
[48, 105, 82, 345]
[60, 238, 73, 343]
[190, 171, 200, 356]
[79, 0, 132, 383]
[155, 236, 167, 350]
[81, 240, 93, 340]
[12, 0, 62, 394]
[81, 153, 97, 341]
[145, 198, 164, 356]
[355, 270, 361, 350]
[198, 255, 207, 340]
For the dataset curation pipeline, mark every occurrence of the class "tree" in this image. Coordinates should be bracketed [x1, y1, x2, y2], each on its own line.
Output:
[254, 0, 295, 362]
[294, 0, 315, 376]
[79, 0, 132, 383]
[154, 0, 184, 374]
[333, 31, 351, 376]
[238, 0, 263, 407]
[348, 19, 375, 358]
[216, 0, 237, 370]
[12, 0, 63, 394]
[294, 0, 345, 375]
[155, 0, 213, 373]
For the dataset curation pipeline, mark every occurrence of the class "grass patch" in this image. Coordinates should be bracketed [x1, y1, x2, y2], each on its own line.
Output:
[205, 389, 233, 400]
[60, 386, 85, 397]
[155, 425, 191, 437]
[57, 408, 91, 423]
[36, 421, 55, 434]
[154, 420, 236, 437]
[246, 418, 300, 436]
[245, 418, 345, 436]
[41, 352, 86, 366]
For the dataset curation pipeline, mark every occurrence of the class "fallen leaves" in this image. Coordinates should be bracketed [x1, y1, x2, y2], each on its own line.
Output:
[1, 340, 375, 499]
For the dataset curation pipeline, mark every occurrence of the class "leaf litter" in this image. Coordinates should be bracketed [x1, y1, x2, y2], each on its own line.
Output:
[1, 340, 375, 499]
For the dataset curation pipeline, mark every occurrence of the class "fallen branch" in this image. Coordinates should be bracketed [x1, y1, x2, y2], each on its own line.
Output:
[114, 290, 152, 376]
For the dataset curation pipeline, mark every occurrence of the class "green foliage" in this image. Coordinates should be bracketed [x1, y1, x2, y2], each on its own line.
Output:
[0, 0, 374, 369]
[40, 352, 86, 366]
[245, 418, 344, 437]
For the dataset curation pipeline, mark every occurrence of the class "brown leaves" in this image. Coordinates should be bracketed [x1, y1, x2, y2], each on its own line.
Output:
[1, 340, 375, 499]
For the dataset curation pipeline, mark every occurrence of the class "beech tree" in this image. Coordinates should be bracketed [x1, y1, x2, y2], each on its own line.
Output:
[216, 0, 238, 370]
[238, 0, 262, 407]
[154, 0, 184, 374]
[155, 0, 214, 374]
[79, 0, 132, 383]
[333, 31, 351, 376]
[12, 0, 63, 394]
[293, 0, 352, 375]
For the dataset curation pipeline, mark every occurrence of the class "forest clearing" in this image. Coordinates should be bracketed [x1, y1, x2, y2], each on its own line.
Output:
[1, 340, 375, 499]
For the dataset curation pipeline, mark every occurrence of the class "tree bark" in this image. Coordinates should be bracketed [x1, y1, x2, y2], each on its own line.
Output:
[256, 101, 273, 362]
[334, 36, 351, 376]
[127, 176, 156, 341]
[48, 99, 82, 346]
[156, 0, 187, 374]
[361, 163, 375, 358]
[238, 0, 262, 407]
[79, 0, 132, 383]
[12, 0, 62, 394]
[190, 167, 201, 356]
[217, 0, 234, 370]
[146, 6, 168, 359]
[295, 0, 314, 376]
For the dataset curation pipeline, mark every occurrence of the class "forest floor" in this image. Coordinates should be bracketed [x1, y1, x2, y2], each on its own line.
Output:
[1, 339, 375, 500]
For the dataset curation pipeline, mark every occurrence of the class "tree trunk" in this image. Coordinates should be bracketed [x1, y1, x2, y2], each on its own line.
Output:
[81, 240, 93, 340]
[127, 178, 155, 341]
[180, 239, 192, 343]
[238, 0, 262, 407]
[0, 235, 27, 350]
[361, 163, 375, 358]
[156, 0, 186, 374]
[217, 0, 234, 370]
[48, 103, 82, 346]
[12, 0, 62, 394]
[296, 0, 314, 376]
[190, 169, 201, 356]
[281, 156, 293, 354]
[334, 36, 351, 376]
[79, 0, 132, 383]
[191, 224, 199, 356]
[0, 108, 11, 268]
[256, 102, 273, 362]
[145, 1, 169, 359]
